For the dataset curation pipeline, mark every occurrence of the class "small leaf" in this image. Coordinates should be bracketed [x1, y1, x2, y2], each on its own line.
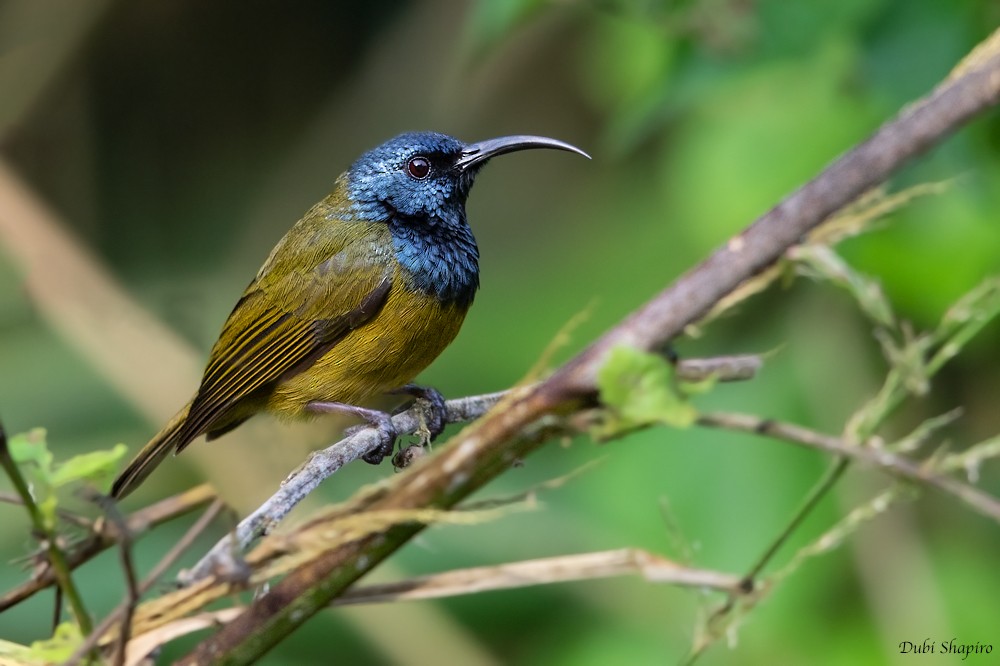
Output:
[7, 429, 53, 480]
[49, 444, 128, 490]
[6, 429, 57, 528]
[596, 346, 698, 439]
[27, 622, 83, 663]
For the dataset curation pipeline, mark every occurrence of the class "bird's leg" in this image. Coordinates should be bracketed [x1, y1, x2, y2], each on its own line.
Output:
[389, 384, 447, 441]
[306, 401, 397, 464]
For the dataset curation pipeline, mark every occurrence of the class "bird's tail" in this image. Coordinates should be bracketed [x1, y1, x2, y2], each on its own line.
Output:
[111, 400, 194, 500]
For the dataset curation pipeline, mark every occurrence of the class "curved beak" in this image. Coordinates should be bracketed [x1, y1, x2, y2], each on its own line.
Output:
[455, 135, 590, 172]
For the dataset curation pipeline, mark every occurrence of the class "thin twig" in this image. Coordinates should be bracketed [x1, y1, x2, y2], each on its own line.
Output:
[744, 458, 849, 584]
[696, 412, 1000, 523]
[706, 457, 850, 626]
[181, 355, 761, 584]
[64, 498, 226, 665]
[90, 495, 140, 666]
[0, 483, 216, 612]
[333, 548, 742, 604]
[0, 421, 93, 635]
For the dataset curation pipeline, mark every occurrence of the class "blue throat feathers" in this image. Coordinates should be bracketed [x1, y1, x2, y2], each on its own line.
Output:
[388, 212, 480, 309]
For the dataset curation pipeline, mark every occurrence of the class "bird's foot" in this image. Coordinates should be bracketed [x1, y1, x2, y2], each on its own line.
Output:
[391, 384, 447, 441]
[307, 401, 397, 464]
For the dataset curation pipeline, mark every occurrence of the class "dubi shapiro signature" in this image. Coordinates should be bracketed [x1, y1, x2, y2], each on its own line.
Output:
[899, 639, 993, 659]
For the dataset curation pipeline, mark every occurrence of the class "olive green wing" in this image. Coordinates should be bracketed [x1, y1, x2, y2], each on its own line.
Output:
[174, 222, 393, 450]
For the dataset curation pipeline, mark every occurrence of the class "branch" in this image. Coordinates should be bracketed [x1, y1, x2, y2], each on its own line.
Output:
[179, 37, 1000, 664]
[181, 354, 761, 584]
[556, 53, 1000, 394]
[696, 412, 1000, 523]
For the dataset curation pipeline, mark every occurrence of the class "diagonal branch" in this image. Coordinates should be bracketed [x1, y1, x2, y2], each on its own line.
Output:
[179, 41, 1000, 664]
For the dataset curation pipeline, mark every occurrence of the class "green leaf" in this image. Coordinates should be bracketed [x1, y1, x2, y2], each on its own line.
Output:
[7, 428, 53, 480]
[595, 346, 698, 439]
[7, 429, 57, 529]
[49, 443, 128, 490]
[27, 622, 83, 663]
[5, 433, 127, 528]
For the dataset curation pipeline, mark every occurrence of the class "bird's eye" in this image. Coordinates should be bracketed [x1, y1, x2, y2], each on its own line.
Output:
[406, 156, 431, 180]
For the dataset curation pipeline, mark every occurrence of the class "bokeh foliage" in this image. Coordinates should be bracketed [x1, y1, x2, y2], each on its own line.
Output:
[0, 1, 998, 663]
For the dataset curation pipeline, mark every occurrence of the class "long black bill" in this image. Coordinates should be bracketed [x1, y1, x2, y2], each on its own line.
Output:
[455, 135, 590, 172]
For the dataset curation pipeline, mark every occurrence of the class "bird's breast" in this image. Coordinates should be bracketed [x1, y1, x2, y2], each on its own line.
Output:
[267, 265, 470, 416]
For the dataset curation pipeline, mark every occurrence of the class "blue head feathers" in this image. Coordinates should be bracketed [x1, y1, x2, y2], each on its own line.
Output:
[345, 131, 589, 308]
[347, 132, 474, 222]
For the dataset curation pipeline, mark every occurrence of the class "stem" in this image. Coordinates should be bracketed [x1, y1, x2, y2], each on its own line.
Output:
[743, 458, 850, 585]
[0, 421, 93, 634]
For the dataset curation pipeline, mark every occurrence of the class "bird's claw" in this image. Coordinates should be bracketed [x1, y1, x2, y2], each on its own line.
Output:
[359, 412, 398, 465]
[394, 384, 447, 442]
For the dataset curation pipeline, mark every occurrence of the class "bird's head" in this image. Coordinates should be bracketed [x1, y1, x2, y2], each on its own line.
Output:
[346, 131, 589, 222]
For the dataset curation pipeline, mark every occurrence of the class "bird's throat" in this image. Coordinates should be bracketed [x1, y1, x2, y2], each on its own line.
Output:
[388, 213, 480, 310]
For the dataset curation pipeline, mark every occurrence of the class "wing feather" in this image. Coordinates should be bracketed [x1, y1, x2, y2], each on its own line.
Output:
[172, 217, 394, 450]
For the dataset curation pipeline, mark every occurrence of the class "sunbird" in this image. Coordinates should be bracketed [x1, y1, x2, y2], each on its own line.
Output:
[111, 132, 588, 499]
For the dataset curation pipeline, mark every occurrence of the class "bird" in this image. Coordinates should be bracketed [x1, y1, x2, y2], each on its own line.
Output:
[111, 131, 589, 499]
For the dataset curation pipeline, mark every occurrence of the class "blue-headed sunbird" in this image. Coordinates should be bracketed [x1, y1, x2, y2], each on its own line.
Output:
[111, 132, 588, 499]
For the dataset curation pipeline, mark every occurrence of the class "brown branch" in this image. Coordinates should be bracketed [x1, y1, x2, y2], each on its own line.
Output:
[555, 54, 1000, 394]
[0, 484, 216, 612]
[181, 354, 761, 585]
[179, 41, 1000, 664]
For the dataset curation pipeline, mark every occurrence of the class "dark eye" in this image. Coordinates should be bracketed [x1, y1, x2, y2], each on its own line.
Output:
[406, 156, 431, 180]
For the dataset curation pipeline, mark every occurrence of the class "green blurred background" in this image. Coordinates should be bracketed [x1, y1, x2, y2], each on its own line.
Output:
[1, 1, 999, 663]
